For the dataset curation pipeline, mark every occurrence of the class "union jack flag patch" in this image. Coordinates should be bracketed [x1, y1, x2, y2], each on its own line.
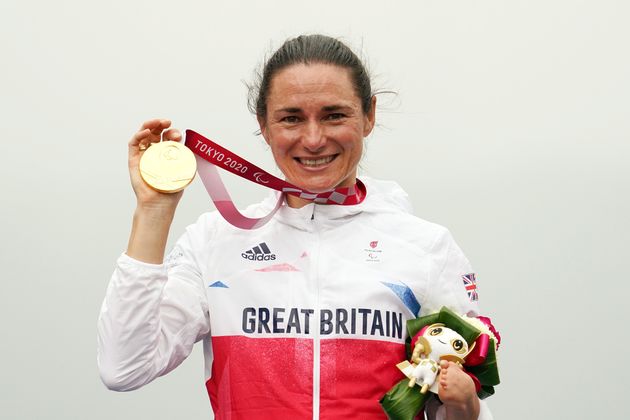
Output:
[462, 273, 478, 301]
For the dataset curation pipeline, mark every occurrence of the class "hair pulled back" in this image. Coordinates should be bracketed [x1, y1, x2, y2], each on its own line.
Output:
[250, 34, 373, 120]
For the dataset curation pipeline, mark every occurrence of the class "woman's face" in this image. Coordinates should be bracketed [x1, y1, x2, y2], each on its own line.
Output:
[258, 63, 376, 197]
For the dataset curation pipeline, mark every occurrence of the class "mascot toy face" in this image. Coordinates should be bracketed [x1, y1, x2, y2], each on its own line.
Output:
[419, 324, 469, 363]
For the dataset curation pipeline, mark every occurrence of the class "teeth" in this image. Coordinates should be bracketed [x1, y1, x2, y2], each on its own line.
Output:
[299, 156, 335, 166]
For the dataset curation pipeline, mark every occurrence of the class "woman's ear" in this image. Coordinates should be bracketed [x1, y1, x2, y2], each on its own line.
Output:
[257, 115, 270, 145]
[363, 96, 377, 137]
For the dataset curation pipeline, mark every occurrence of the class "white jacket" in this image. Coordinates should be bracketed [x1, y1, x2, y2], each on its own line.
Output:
[97, 177, 493, 419]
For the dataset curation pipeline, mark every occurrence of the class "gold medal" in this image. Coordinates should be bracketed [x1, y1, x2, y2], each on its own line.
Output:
[139, 141, 197, 193]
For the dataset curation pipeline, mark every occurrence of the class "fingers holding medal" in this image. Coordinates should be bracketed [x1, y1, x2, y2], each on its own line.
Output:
[129, 119, 177, 155]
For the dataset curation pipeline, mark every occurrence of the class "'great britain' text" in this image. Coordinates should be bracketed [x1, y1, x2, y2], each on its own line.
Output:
[242, 307, 403, 339]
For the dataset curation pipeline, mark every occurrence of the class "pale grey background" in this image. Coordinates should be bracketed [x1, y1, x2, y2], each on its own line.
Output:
[1, 0, 628, 419]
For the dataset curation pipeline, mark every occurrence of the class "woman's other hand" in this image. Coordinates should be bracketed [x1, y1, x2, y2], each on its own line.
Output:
[438, 360, 480, 420]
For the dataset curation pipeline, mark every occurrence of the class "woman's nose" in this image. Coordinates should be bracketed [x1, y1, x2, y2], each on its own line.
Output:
[301, 121, 326, 152]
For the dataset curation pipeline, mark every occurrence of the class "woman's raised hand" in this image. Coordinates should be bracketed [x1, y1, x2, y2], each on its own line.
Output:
[128, 118, 184, 212]
[126, 119, 186, 263]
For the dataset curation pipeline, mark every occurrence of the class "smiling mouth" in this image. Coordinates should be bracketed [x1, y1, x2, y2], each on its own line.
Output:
[296, 155, 337, 167]
[438, 339, 446, 344]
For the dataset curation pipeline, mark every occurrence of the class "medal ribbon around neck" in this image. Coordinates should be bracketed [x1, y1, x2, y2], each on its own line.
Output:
[184, 129, 366, 230]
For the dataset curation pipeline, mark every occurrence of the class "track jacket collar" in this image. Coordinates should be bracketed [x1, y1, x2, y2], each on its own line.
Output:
[255, 176, 414, 231]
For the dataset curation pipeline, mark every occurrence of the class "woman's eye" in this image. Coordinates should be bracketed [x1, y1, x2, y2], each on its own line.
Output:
[325, 113, 345, 121]
[281, 116, 300, 123]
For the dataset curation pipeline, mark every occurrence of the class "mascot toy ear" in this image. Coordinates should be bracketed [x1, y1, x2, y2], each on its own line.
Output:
[410, 336, 431, 363]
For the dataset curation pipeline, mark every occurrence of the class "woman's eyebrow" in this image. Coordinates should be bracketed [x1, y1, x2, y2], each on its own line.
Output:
[322, 105, 352, 112]
[274, 104, 353, 114]
[275, 107, 302, 114]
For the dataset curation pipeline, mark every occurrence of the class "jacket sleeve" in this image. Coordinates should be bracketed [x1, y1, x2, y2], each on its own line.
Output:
[422, 228, 493, 419]
[421, 228, 480, 317]
[97, 217, 211, 391]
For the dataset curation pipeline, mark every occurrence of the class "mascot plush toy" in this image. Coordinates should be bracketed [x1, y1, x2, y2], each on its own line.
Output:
[380, 307, 500, 420]
[399, 323, 472, 394]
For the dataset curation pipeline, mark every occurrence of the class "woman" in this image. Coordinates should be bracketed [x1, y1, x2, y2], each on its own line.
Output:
[98, 34, 492, 419]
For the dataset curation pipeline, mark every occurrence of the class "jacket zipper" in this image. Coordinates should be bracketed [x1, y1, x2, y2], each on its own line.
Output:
[311, 205, 321, 420]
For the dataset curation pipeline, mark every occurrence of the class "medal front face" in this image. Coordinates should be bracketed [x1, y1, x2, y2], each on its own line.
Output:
[139, 141, 197, 193]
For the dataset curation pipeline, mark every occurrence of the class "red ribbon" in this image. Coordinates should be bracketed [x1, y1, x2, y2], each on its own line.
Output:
[185, 130, 366, 205]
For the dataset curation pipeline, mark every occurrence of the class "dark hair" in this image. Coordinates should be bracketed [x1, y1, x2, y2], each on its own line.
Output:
[249, 34, 373, 120]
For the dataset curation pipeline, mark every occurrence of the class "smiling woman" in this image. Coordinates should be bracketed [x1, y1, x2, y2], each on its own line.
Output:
[250, 35, 377, 205]
[260, 63, 376, 204]
[97, 34, 493, 420]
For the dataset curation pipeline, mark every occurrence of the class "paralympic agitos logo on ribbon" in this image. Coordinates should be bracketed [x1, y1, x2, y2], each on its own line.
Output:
[253, 172, 269, 184]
